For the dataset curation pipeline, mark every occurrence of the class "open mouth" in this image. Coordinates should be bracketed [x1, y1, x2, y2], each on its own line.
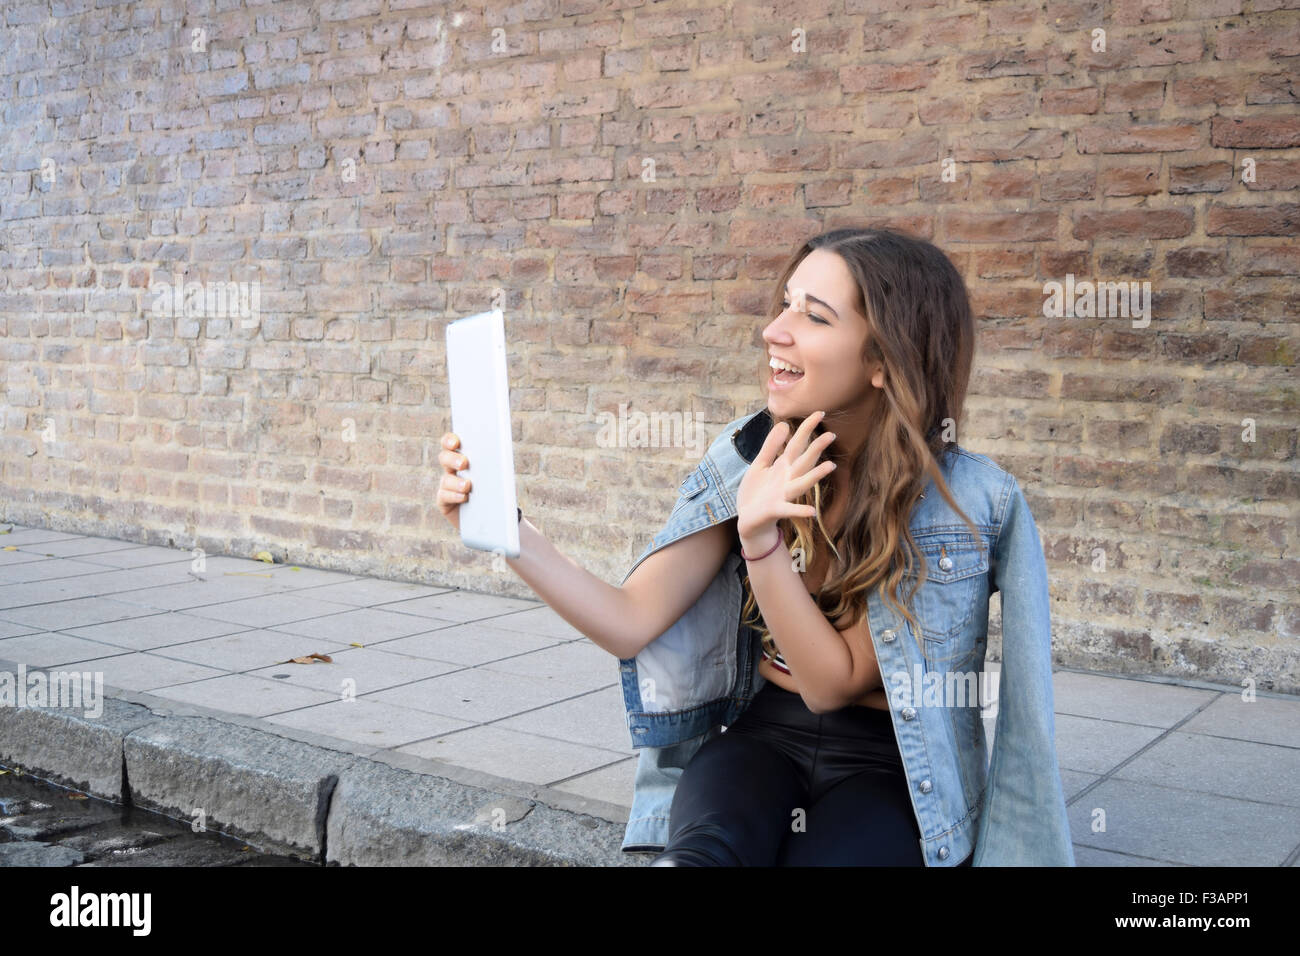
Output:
[769, 358, 805, 387]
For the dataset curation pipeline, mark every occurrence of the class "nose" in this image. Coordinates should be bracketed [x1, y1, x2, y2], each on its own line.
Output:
[762, 309, 796, 345]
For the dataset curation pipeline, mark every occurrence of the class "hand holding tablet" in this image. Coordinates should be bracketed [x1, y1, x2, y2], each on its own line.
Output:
[441, 308, 520, 559]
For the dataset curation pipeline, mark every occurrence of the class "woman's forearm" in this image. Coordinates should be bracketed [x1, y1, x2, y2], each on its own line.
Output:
[503, 517, 638, 660]
[739, 524, 853, 713]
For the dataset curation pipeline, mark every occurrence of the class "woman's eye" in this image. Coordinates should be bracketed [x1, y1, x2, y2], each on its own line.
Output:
[782, 300, 828, 324]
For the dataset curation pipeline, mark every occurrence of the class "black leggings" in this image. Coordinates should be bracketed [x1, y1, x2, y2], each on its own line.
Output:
[651, 681, 971, 866]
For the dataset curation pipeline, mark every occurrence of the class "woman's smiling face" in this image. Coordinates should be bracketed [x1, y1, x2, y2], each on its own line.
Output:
[762, 248, 884, 448]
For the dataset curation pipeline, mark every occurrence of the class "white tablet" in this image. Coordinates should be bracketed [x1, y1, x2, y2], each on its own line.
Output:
[445, 307, 520, 559]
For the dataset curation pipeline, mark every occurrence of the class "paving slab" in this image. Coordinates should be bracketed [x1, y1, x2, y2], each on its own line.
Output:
[262, 696, 473, 750]
[1066, 777, 1300, 867]
[373, 620, 559, 665]
[61, 611, 249, 652]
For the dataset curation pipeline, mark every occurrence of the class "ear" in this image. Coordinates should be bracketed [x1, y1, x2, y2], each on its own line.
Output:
[871, 365, 886, 390]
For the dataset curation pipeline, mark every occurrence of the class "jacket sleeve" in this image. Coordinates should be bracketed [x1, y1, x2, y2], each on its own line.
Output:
[970, 475, 1076, 866]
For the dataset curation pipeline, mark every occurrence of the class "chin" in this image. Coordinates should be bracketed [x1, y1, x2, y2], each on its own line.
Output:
[767, 394, 813, 419]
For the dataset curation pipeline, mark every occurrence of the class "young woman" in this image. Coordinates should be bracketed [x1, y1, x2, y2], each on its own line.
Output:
[438, 227, 1074, 867]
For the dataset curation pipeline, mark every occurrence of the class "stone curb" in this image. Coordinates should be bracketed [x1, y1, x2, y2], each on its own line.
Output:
[0, 657, 645, 866]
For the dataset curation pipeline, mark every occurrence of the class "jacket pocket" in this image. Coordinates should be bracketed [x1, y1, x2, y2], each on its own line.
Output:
[902, 534, 991, 648]
[669, 465, 709, 517]
[677, 465, 708, 499]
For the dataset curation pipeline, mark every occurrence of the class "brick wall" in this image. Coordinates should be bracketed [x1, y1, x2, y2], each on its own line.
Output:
[0, 1, 1296, 691]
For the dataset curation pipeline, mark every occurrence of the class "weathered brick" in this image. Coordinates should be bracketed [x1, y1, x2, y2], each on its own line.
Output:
[1170, 162, 1233, 194]
[1206, 203, 1300, 236]
[1041, 86, 1100, 115]
[1213, 20, 1300, 60]
[944, 210, 1058, 241]
[977, 89, 1029, 121]
[1161, 247, 1227, 276]
[1072, 209, 1194, 239]
[1103, 79, 1166, 111]
[841, 63, 933, 93]
[1076, 124, 1202, 153]
[1211, 115, 1300, 148]
[1101, 165, 1161, 197]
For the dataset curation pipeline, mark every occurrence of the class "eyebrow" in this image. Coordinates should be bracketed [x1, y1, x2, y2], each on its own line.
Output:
[784, 282, 839, 320]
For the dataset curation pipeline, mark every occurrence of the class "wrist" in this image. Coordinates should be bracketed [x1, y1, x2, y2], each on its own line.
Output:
[738, 522, 781, 558]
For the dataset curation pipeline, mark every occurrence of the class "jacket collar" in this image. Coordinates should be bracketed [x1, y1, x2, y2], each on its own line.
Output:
[730, 406, 774, 465]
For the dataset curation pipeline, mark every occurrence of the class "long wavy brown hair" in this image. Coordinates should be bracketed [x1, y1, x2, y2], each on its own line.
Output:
[741, 227, 989, 665]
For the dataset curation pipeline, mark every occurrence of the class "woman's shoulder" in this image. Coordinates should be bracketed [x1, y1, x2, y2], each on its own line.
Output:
[935, 444, 1019, 501]
[942, 443, 1010, 479]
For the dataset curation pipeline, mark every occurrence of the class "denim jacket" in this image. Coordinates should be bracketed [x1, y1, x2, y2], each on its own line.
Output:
[616, 406, 1075, 866]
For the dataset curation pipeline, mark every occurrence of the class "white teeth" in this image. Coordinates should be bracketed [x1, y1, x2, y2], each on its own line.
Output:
[769, 357, 804, 374]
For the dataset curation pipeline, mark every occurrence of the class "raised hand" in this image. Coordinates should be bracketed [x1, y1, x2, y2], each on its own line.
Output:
[736, 410, 837, 548]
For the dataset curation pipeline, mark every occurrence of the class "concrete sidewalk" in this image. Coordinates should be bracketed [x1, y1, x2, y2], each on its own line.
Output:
[1, 522, 1297, 866]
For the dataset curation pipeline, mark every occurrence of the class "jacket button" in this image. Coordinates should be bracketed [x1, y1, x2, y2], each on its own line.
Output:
[901, 706, 916, 720]
[938, 555, 953, 572]
[938, 847, 949, 860]
[881, 628, 896, 642]
[919, 779, 932, 793]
